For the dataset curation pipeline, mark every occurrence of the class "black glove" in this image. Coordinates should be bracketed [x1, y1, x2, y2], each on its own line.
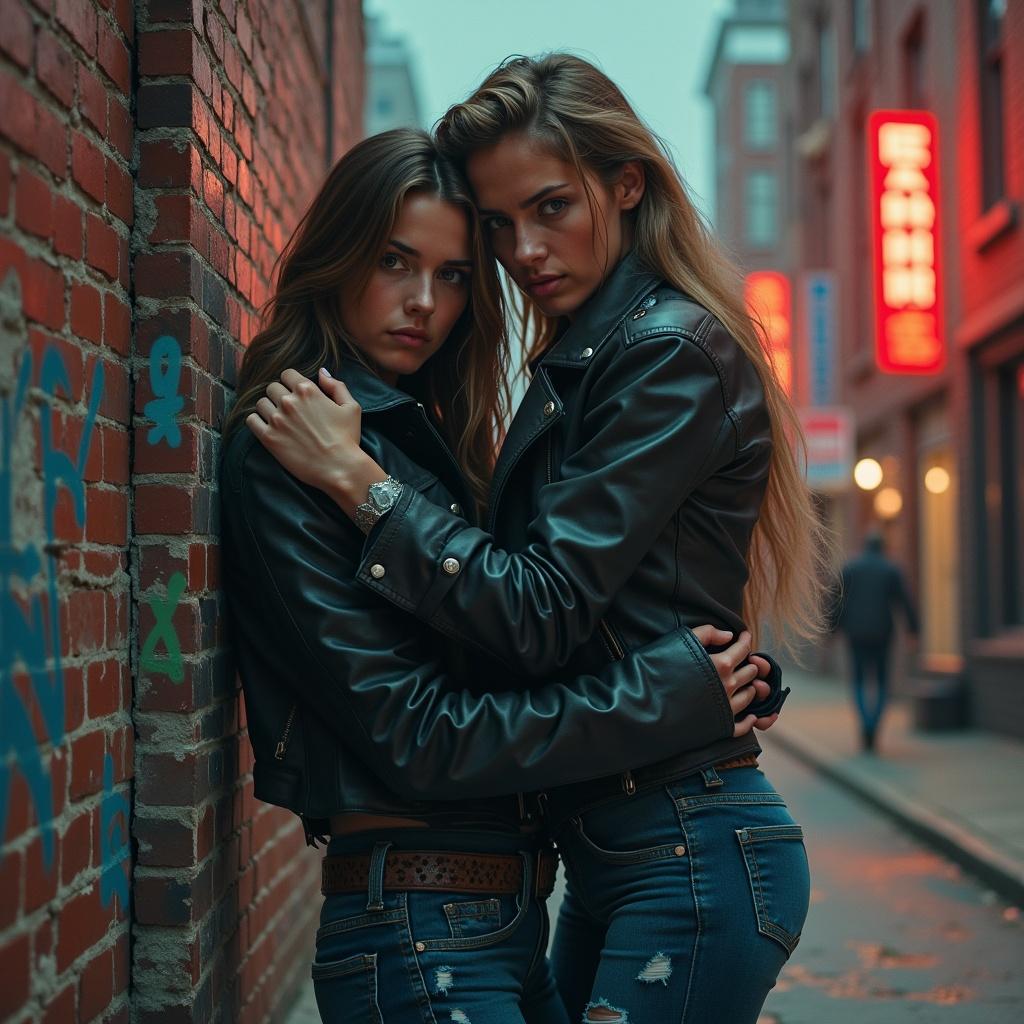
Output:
[737, 651, 790, 721]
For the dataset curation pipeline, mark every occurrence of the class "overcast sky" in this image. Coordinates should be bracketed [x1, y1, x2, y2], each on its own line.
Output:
[364, 0, 733, 221]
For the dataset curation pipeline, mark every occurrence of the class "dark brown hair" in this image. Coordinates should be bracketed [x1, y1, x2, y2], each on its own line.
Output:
[224, 128, 510, 510]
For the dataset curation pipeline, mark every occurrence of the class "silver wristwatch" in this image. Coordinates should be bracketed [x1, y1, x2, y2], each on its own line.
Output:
[354, 475, 404, 535]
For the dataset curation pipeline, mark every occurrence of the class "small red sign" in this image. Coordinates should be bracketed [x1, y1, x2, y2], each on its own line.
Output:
[745, 271, 792, 394]
[868, 110, 945, 374]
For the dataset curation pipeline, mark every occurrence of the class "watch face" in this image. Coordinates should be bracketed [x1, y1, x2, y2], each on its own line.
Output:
[368, 477, 401, 512]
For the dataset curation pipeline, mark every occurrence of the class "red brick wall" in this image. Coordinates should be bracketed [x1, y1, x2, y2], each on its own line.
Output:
[0, 2, 364, 1021]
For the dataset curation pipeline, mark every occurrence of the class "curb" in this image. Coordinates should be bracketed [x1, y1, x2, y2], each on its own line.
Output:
[769, 727, 1024, 907]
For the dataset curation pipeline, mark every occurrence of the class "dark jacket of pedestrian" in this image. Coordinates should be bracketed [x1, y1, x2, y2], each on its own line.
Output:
[833, 534, 919, 644]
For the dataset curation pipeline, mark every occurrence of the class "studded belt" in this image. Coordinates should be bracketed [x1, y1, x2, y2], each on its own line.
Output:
[321, 848, 559, 900]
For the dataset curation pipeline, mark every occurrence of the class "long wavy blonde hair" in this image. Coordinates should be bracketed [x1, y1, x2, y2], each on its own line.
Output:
[223, 129, 510, 511]
[436, 54, 832, 649]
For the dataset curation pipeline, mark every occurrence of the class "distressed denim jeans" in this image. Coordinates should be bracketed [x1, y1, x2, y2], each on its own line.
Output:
[549, 765, 810, 1024]
[311, 829, 568, 1024]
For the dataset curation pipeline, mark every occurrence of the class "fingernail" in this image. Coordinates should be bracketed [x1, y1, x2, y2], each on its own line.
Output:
[320, 366, 332, 377]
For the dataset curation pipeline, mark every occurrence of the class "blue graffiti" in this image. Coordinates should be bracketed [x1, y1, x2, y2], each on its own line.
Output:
[1, 345, 104, 865]
[99, 753, 130, 908]
[143, 335, 183, 448]
[139, 571, 187, 683]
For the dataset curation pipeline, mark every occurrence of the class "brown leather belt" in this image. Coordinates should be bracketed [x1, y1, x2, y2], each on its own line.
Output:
[321, 848, 559, 900]
[715, 754, 760, 771]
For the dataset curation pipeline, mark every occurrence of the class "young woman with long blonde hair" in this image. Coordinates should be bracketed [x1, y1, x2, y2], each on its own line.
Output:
[224, 126, 781, 1023]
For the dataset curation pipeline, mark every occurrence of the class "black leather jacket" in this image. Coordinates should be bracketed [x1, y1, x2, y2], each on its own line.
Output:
[220, 355, 745, 836]
[356, 252, 773, 784]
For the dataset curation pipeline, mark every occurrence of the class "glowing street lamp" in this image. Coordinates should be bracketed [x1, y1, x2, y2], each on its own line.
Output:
[854, 457, 883, 490]
[874, 487, 903, 519]
[924, 466, 950, 494]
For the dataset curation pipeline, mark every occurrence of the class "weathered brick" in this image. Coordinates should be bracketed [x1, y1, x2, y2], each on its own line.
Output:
[55, 0, 98, 55]
[86, 213, 119, 280]
[69, 728, 105, 799]
[70, 281, 102, 343]
[106, 157, 132, 225]
[15, 168, 54, 239]
[137, 81, 195, 129]
[71, 131, 105, 203]
[56, 885, 110, 973]
[53, 193, 84, 257]
[0, 68, 68, 176]
[79, 946, 115, 1022]
[97, 16, 131, 94]
[0, 934, 30, 1019]
[85, 486, 128, 544]
[42, 987, 76, 1024]
[103, 291, 131, 355]
[22, 256, 65, 330]
[36, 29, 76, 108]
[78, 64, 107, 132]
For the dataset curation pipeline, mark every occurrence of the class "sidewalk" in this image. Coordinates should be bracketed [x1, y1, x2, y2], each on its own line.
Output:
[765, 668, 1024, 904]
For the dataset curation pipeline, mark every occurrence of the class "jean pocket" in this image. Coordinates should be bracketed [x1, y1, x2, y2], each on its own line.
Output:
[736, 824, 810, 956]
[443, 897, 502, 939]
[311, 952, 382, 1023]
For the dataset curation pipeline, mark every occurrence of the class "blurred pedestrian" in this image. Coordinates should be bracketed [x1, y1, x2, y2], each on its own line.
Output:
[832, 531, 919, 751]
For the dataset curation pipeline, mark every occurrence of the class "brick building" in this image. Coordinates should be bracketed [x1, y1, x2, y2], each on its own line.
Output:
[778, 0, 1023, 735]
[0, 2, 364, 1022]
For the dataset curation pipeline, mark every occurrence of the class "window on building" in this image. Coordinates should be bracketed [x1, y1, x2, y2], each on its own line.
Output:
[818, 18, 836, 118]
[978, 0, 1006, 208]
[852, 0, 871, 53]
[745, 171, 778, 247]
[903, 16, 926, 108]
[744, 80, 777, 149]
[977, 343, 1024, 632]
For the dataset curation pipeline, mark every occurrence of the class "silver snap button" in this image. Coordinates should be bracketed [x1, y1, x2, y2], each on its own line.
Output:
[580, 347, 594, 359]
[370, 564, 386, 579]
[442, 558, 461, 575]
[415, 941, 426, 953]
[674, 845, 686, 857]
[543, 401, 555, 416]
[450, 503, 462, 515]
[631, 308, 647, 320]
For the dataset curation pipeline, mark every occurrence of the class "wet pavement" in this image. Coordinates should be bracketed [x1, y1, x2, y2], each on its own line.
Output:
[757, 746, 1024, 1023]
[286, 745, 1024, 1023]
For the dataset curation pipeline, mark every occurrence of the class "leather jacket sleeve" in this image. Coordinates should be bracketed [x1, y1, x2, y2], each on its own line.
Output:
[234, 440, 736, 801]
[357, 325, 742, 672]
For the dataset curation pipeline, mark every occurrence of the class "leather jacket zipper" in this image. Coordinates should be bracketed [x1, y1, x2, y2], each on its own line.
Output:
[599, 619, 626, 661]
[274, 703, 297, 760]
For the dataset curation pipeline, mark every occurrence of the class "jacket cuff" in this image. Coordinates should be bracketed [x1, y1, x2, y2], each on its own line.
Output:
[679, 626, 738, 744]
[356, 487, 471, 619]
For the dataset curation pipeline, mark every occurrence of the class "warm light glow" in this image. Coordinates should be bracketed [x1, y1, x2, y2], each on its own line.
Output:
[869, 110, 945, 374]
[874, 487, 903, 519]
[745, 271, 792, 394]
[854, 457, 883, 490]
[924, 466, 951, 494]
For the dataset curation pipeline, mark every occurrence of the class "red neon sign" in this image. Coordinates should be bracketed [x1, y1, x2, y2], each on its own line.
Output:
[745, 270, 792, 393]
[868, 109, 945, 374]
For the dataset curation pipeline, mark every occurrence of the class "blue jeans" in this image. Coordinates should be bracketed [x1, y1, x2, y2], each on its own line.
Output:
[549, 765, 810, 1023]
[312, 829, 567, 1024]
[849, 639, 891, 737]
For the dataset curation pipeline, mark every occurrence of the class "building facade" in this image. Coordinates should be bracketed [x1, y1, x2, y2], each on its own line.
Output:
[0, 2, 364, 1021]
[363, 15, 422, 135]
[779, 0, 1023, 735]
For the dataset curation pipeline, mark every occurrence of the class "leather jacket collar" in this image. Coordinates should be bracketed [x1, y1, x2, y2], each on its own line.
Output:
[540, 250, 662, 369]
[326, 357, 419, 415]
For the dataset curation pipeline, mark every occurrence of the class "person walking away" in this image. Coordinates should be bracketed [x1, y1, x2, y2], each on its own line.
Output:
[834, 531, 919, 751]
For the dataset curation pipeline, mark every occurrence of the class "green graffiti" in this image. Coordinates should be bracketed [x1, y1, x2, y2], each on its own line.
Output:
[139, 572, 187, 683]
